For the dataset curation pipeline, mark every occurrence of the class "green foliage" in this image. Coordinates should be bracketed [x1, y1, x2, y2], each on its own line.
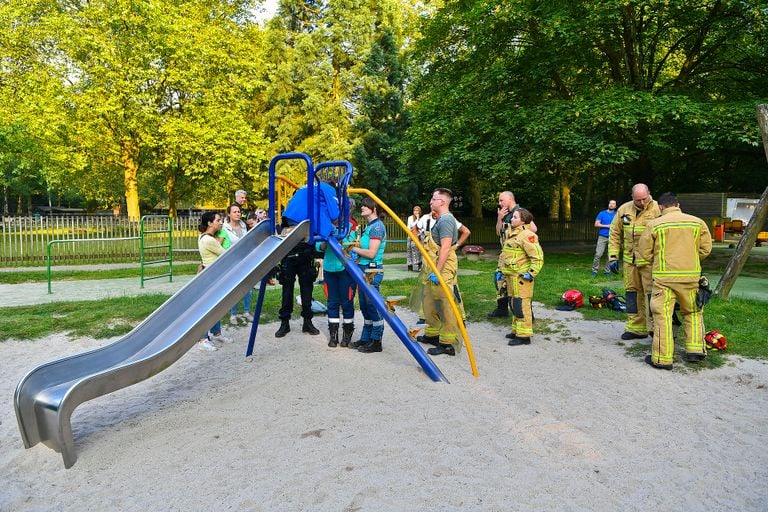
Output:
[405, 0, 768, 215]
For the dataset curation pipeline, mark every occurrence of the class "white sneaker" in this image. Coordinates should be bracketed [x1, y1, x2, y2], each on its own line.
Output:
[210, 333, 232, 344]
[229, 315, 239, 325]
[242, 313, 254, 323]
[198, 338, 218, 351]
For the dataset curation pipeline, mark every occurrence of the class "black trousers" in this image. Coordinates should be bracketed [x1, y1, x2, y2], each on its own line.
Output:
[278, 243, 316, 321]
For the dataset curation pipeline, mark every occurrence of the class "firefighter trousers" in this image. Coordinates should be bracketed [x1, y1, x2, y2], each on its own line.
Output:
[624, 263, 653, 335]
[650, 281, 705, 366]
[506, 275, 534, 337]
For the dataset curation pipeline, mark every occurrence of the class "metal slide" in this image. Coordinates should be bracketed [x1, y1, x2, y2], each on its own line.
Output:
[14, 220, 310, 468]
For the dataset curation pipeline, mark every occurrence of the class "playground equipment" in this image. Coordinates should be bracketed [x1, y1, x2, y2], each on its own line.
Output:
[46, 214, 174, 294]
[15, 152, 468, 468]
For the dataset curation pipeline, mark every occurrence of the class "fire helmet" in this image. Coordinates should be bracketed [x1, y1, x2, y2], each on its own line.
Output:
[705, 330, 727, 351]
[561, 289, 584, 308]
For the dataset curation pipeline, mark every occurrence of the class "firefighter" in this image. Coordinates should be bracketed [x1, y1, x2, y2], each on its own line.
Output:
[637, 192, 712, 370]
[488, 191, 537, 318]
[500, 208, 543, 346]
[417, 188, 461, 356]
[607, 183, 661, 340]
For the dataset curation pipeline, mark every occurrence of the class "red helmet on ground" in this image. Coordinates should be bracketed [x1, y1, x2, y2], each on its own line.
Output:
[705, 330, 727, 350]
[561, 289, 584, 308]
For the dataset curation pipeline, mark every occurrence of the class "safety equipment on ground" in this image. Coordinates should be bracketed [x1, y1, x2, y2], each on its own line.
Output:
[589, 295, 605, 308]
[601, 289, 627, 312]
[520, 272, 534, 282]
[697, 275, 713, 308]
[609, 260, 620, 274]
[705, 330, 727, 350]
[562, 289, 584, 308]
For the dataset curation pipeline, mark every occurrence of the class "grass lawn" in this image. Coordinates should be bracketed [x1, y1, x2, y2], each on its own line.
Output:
[1, 246, 766, 367]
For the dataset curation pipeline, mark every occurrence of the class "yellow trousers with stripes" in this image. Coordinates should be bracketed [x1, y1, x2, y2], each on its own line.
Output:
[506, 275, 534, 338]
[624, 263, 654, 335]
[650, 281, 705, 366]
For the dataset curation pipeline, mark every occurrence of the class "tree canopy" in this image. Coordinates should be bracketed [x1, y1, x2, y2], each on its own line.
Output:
[1, 0, 766, 218]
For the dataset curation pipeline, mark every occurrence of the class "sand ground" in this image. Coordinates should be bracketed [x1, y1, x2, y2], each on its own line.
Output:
[2, 305, 767, 511]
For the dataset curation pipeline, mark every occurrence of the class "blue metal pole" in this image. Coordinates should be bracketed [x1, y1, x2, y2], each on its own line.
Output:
[246, 276, 270, 358]
[325, 237, 448, 383]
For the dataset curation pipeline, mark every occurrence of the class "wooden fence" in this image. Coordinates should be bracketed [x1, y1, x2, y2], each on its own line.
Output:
[0, 215, 598, 267]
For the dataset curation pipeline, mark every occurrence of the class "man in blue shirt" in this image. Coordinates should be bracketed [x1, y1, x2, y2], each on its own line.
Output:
[592, 199, 617, 277]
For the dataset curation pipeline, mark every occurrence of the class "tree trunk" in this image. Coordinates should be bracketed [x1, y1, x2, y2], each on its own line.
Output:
[549, 184, 560, 220]
[561, 182, 572, 221]
[121, 139, 141, 221]
[715, 104, 768, 299]
[468, 173, 482, 219]
[167, 171, 177, 219]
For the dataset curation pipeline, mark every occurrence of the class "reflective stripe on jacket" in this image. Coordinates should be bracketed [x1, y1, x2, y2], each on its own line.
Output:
[637, 207, 712, 284]
[608, 199, 660, 265]
[499, 224, 543, 276]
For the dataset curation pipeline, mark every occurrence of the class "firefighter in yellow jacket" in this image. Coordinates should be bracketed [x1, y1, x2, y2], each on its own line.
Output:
[638, 192, 712, 370]
[418, 188, 461, 356]
[500, 208, 543, 346]
[608, 183, 661, 340]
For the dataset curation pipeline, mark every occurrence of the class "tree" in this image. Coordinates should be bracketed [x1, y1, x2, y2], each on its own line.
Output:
[406, 0, 768, 218]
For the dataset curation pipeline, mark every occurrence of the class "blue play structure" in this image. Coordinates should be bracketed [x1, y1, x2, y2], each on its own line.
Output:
[246, 152, 448, 383]
[14, 152, 446, 469]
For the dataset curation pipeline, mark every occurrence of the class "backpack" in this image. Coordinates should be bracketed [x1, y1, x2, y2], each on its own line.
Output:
[601, 289, 626, 312]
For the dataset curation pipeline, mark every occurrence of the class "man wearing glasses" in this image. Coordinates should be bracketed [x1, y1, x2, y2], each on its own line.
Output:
[608, 183, 661, 340]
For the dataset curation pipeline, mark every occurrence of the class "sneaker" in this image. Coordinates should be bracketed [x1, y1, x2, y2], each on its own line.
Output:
[591, 271, 598, 277]
[242, 313, 254, 323]
[210, 333, 232, 344]
[198, 338, 218, 351]
[229, 315, 239, 325]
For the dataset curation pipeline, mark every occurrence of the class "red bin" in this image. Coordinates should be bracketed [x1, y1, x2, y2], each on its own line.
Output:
[714, 224, 724, 242]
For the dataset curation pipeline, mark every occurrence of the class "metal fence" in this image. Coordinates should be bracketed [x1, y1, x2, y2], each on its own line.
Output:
[0, 215, 598, 267]
[0, 216, 201, 267]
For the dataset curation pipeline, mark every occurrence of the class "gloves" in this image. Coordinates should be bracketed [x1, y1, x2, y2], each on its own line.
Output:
[520, 272, 534, 282]
[609, 260, 620, 274]
[427, 273, 440, 285]
[494, 270, 503, 283]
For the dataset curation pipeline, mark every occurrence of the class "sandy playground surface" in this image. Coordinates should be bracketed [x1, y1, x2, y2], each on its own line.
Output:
[1, 305, 767, 511]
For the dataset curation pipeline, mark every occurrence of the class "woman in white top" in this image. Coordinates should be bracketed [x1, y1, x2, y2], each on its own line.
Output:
[222, 203, 253, 325]
[197, 211, 230, 350]
[406, 205, 423, 272]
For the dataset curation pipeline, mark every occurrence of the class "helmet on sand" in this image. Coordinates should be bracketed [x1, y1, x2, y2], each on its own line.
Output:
[705, 330, 727, 351]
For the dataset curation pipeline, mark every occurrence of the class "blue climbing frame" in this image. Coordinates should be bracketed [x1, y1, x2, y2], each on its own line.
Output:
[246, 153, 448, 383]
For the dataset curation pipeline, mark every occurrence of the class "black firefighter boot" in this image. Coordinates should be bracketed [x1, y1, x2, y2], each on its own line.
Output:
[487, 296, 510, 318]
[328, 324, 339, 347]
[275, 319, 290, 338]
[303, 317, 320, 335]
[340, 324, 354, 348]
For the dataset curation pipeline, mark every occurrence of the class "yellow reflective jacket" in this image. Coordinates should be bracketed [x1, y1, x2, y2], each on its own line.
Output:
[637, 207, 712, 284]
[608, 199, 661, 265]
[499, 224, 544, 276]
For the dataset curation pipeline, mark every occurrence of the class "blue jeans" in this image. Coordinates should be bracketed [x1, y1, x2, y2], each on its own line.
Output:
[209, 320, 222, 336]
[324, 270, 356, 321]
[358, 263, 384, 341]
[231, 289, 253, 316]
